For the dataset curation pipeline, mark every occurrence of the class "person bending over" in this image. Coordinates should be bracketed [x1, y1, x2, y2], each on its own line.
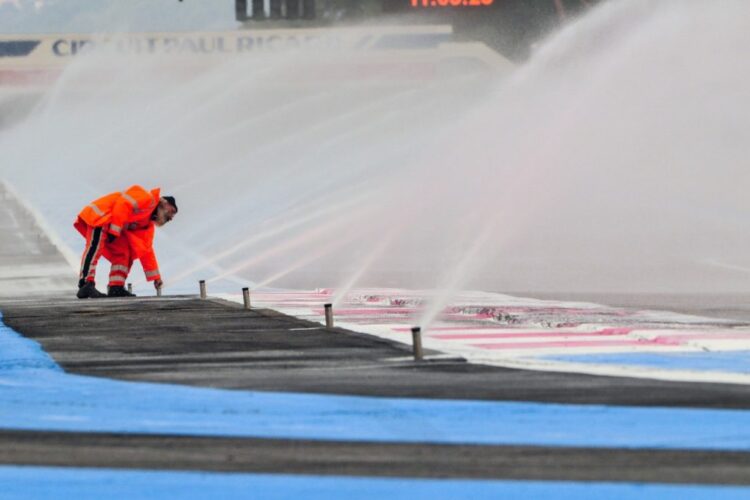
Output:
[74, 185, 177, 298]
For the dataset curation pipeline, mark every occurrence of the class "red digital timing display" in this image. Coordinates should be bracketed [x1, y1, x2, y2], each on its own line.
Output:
[410, 0, 493, 7]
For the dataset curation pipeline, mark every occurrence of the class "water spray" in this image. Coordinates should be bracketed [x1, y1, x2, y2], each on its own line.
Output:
[167, 196, 361, 287]
[7, 1, 750, 301]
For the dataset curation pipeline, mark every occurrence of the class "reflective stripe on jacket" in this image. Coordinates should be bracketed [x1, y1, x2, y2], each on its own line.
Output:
[78, 185, 160, 236]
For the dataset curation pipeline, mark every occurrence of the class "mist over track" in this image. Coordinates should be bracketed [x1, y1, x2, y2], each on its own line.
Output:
[2, 0, 749, 313]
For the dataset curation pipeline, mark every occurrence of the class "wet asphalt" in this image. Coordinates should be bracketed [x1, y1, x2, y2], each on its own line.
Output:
[1, 295, 749, 483]
[3, 156, 749, 485]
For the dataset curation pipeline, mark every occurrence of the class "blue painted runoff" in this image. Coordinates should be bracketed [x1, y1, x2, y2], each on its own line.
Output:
[1, 313, 750, 450]
[2, 466, 750, 500]
[543, 351, 750, 374]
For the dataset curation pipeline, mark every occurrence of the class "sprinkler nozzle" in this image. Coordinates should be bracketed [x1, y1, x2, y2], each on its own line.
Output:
[411, 326, 423, 361]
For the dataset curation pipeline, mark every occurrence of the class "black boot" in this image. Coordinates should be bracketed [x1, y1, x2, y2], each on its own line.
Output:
[108, 285, 136, 297]
[77, 281, 107, 299]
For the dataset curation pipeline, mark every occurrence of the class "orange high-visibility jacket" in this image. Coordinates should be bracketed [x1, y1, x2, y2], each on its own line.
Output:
[75, 185, 162, 282]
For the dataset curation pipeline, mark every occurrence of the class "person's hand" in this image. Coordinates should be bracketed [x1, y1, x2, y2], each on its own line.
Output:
[154, 279, 163, 290]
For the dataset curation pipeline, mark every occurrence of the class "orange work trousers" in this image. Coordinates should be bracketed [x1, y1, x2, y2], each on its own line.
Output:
[79, 224, 134, 287]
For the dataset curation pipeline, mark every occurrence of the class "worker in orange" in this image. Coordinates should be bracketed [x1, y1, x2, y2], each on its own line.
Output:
[74, 185, 178, 298]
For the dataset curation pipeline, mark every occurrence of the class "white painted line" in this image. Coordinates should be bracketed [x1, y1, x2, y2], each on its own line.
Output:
[384, 353, 464, 362]
[470, 355, 750, 386]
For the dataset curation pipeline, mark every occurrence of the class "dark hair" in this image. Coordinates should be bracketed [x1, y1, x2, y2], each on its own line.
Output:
[163, 196, 178, 212]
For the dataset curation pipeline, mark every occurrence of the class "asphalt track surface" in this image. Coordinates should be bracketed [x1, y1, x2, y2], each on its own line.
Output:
[2, 429, 749, 485]
[1, 189, 749, 491]
[0, 183, 74, 295]
[1, 295, 750, 485]
[5, 296, 750, 407]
